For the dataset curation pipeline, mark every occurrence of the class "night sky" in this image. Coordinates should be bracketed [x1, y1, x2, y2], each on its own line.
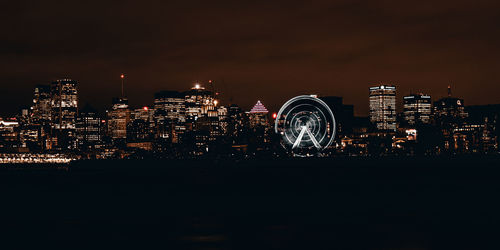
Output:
[1, 0, 500, 116]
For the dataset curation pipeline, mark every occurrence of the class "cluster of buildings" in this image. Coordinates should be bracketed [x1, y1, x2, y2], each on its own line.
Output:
[0, 79, 274, 159]
[340, 85, 499, 155]
[0, 79, 498, 160]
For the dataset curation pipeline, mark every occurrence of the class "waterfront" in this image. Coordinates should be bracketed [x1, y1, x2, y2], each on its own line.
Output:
[1, 157, 500, 249]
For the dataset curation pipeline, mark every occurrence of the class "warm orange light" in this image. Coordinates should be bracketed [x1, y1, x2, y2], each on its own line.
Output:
[143, 106, 149, 111]
[120, 74, 125, 79]
[208, 80, 212, 83]
[272, 113, 277, 119]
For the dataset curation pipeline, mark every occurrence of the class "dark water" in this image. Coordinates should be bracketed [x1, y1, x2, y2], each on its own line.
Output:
[1, 157, 500, 249]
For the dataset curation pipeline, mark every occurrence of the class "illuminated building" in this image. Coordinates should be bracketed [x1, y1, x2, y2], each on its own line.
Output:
[51, 79, 78, 130]
[369, 85, 397, 131]
[107, 97, 130, 140]
[217, 106, 228, 135]
[465, 104, 500, 152]
[128, 107, 155, 143]
[31, 85, 52, 123]
[227, 104, 249, 145]
[248, 100, 269, 128]
[403, 94, 432, 125]
[247, 100, 272, 146]
[433, 86, 468, 127]
[76, 105, 103, 150]
[154, 91, 186, 143]
[50, 79, 78, 150]
[0, 119, 20, 151]
[184, 83, 215, 121]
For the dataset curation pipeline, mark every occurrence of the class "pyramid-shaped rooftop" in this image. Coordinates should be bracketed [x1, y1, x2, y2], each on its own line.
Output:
[249, 100, 269, 114]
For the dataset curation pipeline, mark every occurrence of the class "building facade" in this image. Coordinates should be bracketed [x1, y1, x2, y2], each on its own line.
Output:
[107, 97, 131, 140]
[403, 94, 432, 125]
[369, 85, 397, 131]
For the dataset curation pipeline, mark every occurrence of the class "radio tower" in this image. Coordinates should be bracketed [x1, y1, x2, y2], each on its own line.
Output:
[121, 74, 125, 97]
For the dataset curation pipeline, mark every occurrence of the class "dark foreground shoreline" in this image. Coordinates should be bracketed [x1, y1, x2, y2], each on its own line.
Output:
[1, 156, 500, 249]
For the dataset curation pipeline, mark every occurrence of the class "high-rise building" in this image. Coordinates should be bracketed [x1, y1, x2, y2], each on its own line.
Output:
[247, 100, 271, 145]
[128, 107, 155, 142]
[403, 94, 432, 125]
[107, 97, 131, 140]
[369, 85, 397, 131]
[248, 100, 269, 128]
[76, 105, 103, 150]
[433, 86, 468, 127]
[154, 91, 186, 142]
[227, 104, 249, 145]
[184, 83, 215, 121]
[50, 79, 78, 149]
[51, 79, 78, 130]
[31, 85, 52, 123]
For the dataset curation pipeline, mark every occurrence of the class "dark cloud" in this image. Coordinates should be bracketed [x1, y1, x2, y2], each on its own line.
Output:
[1, 0, 499, 116]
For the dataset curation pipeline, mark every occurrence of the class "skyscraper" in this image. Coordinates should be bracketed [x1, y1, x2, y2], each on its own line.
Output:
[248, 100, 269, 128]
[76, 104, 103, 150]
[32, 85, 52, 123]
[107, 97, 130, 140]
[51, 79, 78, 130]
[184, 83, 215, 121]
[50, 79, 78, 149]
[369, 85, 397, 131]
[403, 94, 432, 125]
[154, 91, 186, 142]
[433, 86, 468, 127]
[247, 100, 271, 145]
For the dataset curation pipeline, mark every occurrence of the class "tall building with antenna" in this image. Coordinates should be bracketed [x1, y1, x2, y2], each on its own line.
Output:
[107, 75, 131, 141]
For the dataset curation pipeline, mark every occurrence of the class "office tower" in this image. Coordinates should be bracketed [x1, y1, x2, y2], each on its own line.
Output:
[128, 107, 155, 143]
[107, 97, 130, 140]
[184, 83, 215, 121]
[248, 100, 269, 128]
[0, 119, 20, 151]
[32, 85, 52, 123]
[227, 104, 249, 145]
[154, 91, 186, 142]
[403, 94, 432, 125]
[319, 96, 354, 135]
[433, 86, 468, 125]
[51, 79, 78, 130]
[369, 85, 397, 131]
[217, 106, 228, 136]
[50, 79, 78, 150]
[247, 100, 271, 145]
[154, 91, 186, 123]
[76, 105, 103, 150]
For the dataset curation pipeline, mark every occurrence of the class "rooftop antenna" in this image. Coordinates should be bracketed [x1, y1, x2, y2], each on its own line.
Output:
[120, 74, 125, 97]
[447, 85, 452, 97]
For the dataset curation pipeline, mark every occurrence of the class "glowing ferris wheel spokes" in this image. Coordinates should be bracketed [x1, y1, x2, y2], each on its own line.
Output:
[292, 126, 321, 150]
[275, 95, 336, 156]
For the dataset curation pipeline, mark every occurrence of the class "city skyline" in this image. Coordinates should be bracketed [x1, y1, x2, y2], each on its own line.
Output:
[2, 1, 500, 115]
[0, 76, 489, 117]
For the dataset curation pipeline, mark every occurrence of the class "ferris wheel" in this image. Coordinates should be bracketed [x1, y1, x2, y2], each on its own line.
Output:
[275, 95, 336, 156]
